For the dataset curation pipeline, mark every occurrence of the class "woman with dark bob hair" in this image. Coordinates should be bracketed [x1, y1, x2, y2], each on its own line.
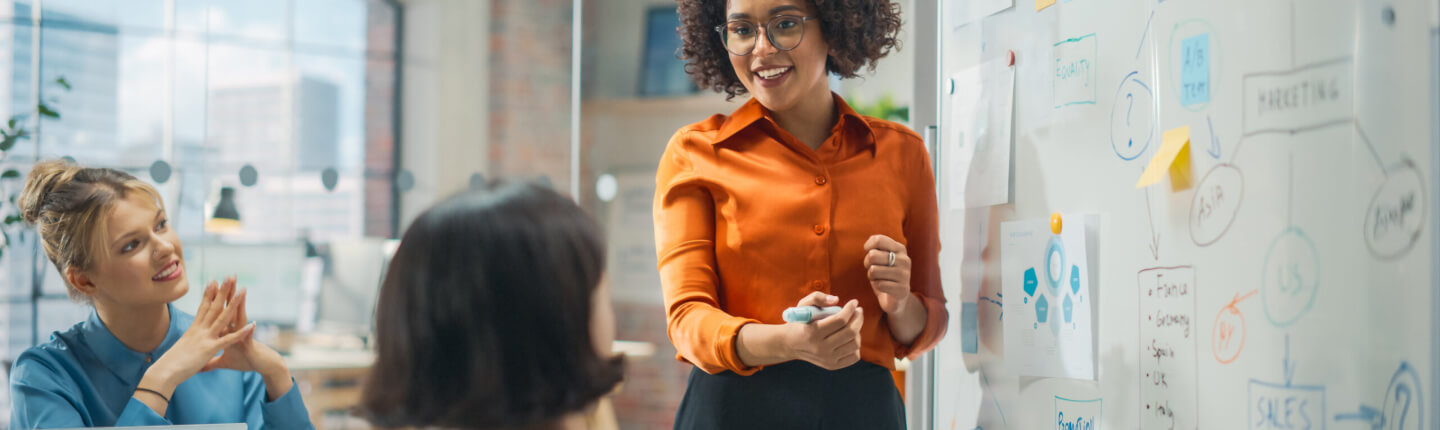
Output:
[360, 181, 625, 430]
[655, 0, 948, 428]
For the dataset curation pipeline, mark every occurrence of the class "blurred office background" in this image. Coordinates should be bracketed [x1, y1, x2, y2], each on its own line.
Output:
[0, 0, 914, 428]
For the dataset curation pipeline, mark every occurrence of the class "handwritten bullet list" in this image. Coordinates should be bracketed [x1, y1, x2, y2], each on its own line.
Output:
[1139, 266, 1199, 430]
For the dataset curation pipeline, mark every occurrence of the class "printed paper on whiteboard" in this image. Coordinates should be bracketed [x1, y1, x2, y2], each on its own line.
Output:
[944, 58, 1015, 209]
[1001, 217, 1095, 379]
[948, 0, 1014, 28]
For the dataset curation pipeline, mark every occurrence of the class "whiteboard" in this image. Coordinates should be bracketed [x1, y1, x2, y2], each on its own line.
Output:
[928, 0, 1439, 429]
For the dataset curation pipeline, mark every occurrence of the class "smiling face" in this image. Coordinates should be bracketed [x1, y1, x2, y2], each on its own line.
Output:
[725, 0, 831, 113]
[73, 192, 189, 308]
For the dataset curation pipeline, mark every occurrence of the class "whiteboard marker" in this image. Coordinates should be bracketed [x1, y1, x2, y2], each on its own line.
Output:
[782, 306, 843, 323]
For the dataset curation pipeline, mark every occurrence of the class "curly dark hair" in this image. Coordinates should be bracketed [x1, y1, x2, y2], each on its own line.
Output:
[678, 0, 903, 100]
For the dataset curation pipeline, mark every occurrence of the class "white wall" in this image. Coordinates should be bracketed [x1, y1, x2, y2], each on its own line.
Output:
[398, 0, 492, 227]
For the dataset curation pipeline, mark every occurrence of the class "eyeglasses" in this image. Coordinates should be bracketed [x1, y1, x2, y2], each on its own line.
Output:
[714, 15, 818, 56]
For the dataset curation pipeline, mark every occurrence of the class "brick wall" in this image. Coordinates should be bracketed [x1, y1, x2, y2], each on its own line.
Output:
[486, 2, 688, 427]
[364, 1, 398, 238]
[488, 0, 573, 190]
[611, 302, 690, 429]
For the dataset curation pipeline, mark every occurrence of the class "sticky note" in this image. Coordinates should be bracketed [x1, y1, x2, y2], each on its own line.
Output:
[1036, 0, 1056, 11]
[1180, 33, 1211, 106]
[1135, 126, 1194, 191]
[1169, 136, 1193, 191]
[962, 302, 979, 354]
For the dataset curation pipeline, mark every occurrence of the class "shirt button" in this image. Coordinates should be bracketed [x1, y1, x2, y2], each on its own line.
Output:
[815, 175, 828, 185]
[813, 224, 826, 235]
[811, 280, 824, 290]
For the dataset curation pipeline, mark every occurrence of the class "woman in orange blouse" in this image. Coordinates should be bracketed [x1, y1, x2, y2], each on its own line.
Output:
[656, 0, 947, 428]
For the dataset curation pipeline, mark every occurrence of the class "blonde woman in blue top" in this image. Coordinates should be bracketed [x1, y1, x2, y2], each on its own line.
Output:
[7, 160, 313, 429]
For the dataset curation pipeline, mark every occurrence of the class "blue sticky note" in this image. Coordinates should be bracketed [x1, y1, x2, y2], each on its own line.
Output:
[962, 302, 979, 354]
[1180, 33, 1210, 106]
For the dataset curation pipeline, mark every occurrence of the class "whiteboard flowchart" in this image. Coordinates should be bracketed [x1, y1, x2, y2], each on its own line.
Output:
[930, 0, 1437, 428]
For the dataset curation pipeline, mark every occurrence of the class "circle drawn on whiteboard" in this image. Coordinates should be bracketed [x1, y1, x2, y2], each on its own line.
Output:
[1189, 164, 1246, 247]
[1110, 71, 1154, 161]
[321, 167, 339, 192]
[149, 160, 172, 184]
[239, 164, 259, 187]
[1363, 159, 1427, 260]
[596, 174, 618, 202]
[1211, 304, 1245, 364]
[1259, 227, 1320, 328]
[1166, 19, 1222, 112]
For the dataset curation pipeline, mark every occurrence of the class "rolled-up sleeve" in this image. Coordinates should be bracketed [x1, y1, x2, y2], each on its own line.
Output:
[892, 141, 949, 359]
[654, 131, 763, 375]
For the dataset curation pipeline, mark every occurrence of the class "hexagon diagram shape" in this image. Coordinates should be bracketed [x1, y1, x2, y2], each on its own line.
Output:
[1063, 294, 1075, 323]
[1070, 265, 1082, 294]
[1024, 268, 1039, 296]
[1036, 294, 1051, 324]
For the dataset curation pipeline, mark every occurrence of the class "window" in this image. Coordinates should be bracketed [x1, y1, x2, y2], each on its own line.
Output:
[0, 0, 399, 378]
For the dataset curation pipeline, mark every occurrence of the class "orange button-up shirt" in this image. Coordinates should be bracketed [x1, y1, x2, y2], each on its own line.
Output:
[653, 94, 948, 376]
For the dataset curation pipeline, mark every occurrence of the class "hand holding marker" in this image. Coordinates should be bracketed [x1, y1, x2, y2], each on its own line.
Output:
[782, 292, 864, 370]
[783, 305, 844, 323]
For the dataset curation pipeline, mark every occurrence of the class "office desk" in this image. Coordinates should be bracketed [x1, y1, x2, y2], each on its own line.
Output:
[284, 346, 374, 428]
[283, 341, 653, 429]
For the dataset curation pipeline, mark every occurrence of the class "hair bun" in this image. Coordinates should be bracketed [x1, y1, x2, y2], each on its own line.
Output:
[16, 159, 80, 225]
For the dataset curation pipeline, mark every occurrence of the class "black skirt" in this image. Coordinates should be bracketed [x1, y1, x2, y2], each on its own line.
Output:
[672, 360, 907, 430]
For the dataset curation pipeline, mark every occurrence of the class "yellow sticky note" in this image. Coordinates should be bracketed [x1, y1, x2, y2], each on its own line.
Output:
[1036, 0, 1056, 11]
[1135, 126, 1194, 191]
[1168, 139, 1193, 191]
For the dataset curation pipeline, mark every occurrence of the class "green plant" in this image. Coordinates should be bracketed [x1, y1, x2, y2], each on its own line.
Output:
[0, 75, 71, 259]
[848, 92, 909, 123]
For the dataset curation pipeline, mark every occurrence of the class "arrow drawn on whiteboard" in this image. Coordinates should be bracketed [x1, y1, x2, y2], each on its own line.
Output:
[1355, 122, 1388, 177]
[1206, 115, 1221, 159]
[1334, 404, 1385, 428]
[1282, 334, 1296, 386]
[1136, 10, 1156, 60]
